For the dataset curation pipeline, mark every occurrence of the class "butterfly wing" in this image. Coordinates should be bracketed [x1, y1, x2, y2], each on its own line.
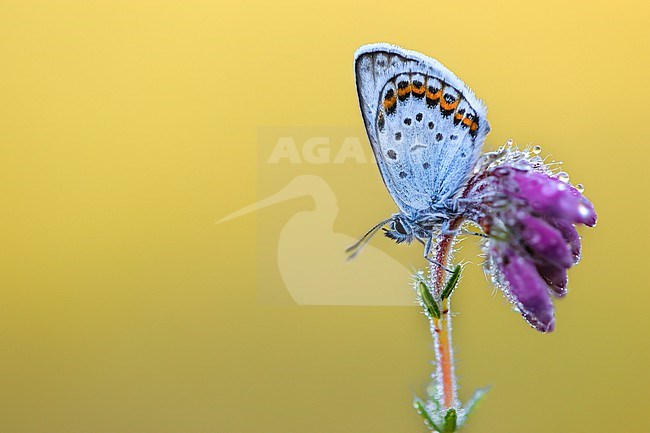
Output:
[354, 43, 490, 219]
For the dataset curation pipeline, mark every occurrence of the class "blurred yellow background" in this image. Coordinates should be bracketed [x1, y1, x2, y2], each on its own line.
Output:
[1, 1, 649, 432]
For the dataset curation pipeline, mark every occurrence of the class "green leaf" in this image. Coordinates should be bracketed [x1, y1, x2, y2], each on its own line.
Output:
[441, 265, 461, 300]
[418, 281, 441, 319]
[443, 408, 457, 433]
[460, 386, 491, 426]
[414, 398, 441, 432]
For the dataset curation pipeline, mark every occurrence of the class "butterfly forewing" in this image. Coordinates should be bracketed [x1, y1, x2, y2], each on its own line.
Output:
[355, 43, 490, 219]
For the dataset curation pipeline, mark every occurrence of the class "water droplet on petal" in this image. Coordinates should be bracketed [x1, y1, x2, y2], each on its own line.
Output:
[530, 156, 543, 165]
[576, 183, 585, 193]
[532, 145, 542, 155]
[557, 171, 570, 183]
[513, 159, 531, 170]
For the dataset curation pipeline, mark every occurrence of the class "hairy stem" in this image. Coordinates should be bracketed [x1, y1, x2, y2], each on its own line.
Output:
[429, 218, 463, 410]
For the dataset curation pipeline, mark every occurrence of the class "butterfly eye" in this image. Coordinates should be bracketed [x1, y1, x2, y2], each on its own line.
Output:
[394, 218, 408, 235]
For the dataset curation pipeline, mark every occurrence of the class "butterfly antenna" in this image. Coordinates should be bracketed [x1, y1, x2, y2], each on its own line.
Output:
[346, 217, 393, 260]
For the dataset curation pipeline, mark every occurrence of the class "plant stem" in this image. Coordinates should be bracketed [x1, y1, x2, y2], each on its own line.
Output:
[429, 218, 463, 410]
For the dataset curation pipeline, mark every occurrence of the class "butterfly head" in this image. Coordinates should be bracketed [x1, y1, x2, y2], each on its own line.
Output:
[383, 214, 416, 244]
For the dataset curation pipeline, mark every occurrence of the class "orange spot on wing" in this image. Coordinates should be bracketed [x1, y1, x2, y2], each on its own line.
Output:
[462, 117, 473, 127]
[426, 88, 442, 101]
[397, 83, 412, 97]
[383, 95, 396, 110]
[470, 122, 479, 131]
[412, 83, 425, 95]
[440, 97, 460, 112]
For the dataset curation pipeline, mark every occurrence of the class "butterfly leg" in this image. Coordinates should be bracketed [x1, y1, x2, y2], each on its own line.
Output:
[442, 227, 488, 238]
[440, 219, 461, 236]
[461, 229, 488, 238]
[441, 220, 488, 238]
[423, 236, 453, 272]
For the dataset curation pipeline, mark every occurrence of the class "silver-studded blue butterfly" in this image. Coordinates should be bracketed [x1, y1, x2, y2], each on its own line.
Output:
[348, 43, 490, 262]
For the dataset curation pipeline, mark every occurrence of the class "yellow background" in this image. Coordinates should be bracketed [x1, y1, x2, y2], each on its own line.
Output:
[1, 1, 649, 432]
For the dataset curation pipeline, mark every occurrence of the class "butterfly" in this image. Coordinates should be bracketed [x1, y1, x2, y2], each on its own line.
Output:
[348, 43, 490, 263]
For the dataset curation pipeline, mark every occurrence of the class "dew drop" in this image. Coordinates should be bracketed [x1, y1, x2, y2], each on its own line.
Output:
[531, 156, 543, 164]
[513, 159, 531, 170]
[557, 171, 570, 183]
[532, 145, 542, 155]
[576, 183, 585, 193]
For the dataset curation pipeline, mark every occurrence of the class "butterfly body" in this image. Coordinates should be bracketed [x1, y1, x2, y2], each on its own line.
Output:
[352, 43, 490, 258]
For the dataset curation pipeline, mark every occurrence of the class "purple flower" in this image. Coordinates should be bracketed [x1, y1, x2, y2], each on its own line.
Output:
[497, 246, 556, 332]
[492, 168, 597, 227]
[463, 146, 597, 332]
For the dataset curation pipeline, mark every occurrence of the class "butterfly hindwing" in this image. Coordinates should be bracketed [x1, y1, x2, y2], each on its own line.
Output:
[354, 43, 490, 219]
